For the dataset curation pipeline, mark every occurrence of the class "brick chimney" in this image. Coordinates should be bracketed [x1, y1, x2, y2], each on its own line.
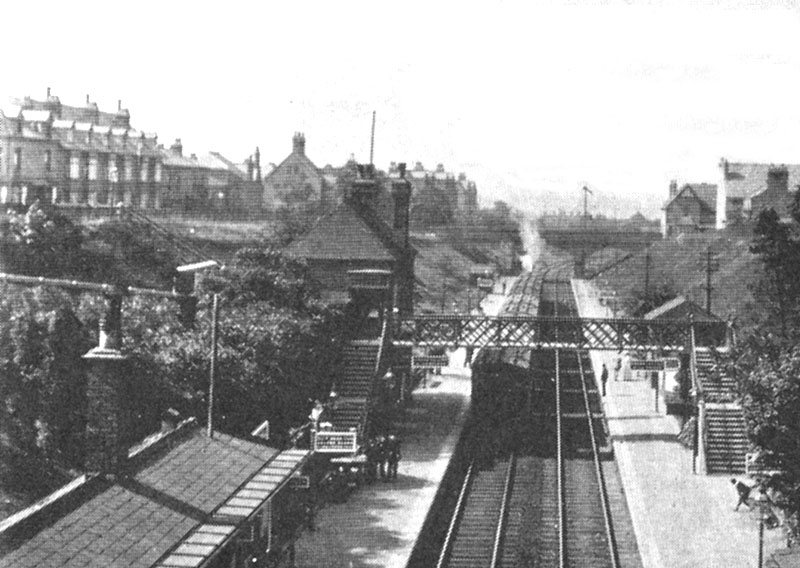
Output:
[83, 293, 130, 477]
[392, 163, 412, 248]
[669, 180, 678, 198]
[113, 99, 131, 129]
[347, 163, 379, 212]
[171, 138, 183, 156]
[292, 132, 306, 156]
[767, 165, 789, 194]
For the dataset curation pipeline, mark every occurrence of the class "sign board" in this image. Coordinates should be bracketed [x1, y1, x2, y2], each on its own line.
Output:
[630, 359, 664, 371]
[314, 431, 358, 454]
[477, 277, 494, 291]
[288, 474, 310, 489]
[412, 355, 449, 369]
[664, 358, 680, 371]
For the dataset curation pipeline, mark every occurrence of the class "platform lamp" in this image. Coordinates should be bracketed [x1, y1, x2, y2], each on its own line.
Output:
[754, 490, 769, 568]
[176, 260, 222, 438]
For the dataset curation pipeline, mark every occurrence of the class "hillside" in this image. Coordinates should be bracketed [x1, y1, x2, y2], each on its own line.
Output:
[412, 233, 491, 314]
[590, 228, 761, 321]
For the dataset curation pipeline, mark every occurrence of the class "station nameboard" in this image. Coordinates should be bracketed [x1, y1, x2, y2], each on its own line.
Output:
[288, 475, 310, 489]
[630, 359, 664, 371]
[314, 431, 358, 454]
[412, 355, 449, 369]
[476, 277, 494, 291]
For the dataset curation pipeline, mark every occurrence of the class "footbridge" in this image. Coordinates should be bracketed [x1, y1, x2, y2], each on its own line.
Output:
[394, 314, 727, 352]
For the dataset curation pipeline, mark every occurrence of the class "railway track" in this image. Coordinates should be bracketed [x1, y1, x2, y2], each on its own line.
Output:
[547, 277, 619, 568]
[438, 270, 631, 568]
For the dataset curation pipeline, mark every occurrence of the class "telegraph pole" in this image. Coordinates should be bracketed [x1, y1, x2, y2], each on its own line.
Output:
[369, 111, 376, 165]
[207, 293, 220, 438]
[704, 249, 720, 314]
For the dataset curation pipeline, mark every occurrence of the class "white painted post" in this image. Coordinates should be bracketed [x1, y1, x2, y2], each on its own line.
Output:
[697, 400, 707, 475]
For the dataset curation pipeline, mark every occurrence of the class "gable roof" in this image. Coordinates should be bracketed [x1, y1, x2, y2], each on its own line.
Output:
[723, 162, 800, 200]
[263, 149, 321, 183]
[643, 295, 720, 322]
[287, 203, 397, 261]
[664, 183, 717, 211]
[0, 425, 281, 568]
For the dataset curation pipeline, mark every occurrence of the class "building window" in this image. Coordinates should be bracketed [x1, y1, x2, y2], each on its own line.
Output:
[88, 156, 98, 181]
[14, 148, 21, 172]
[44, 150, 52, 172]
[154, 162, 162, 183]
[108, 154, 118, 182]
[125, 156, 134, 181]
[70, 153, 80, 180]
[140, 157, 148, 182]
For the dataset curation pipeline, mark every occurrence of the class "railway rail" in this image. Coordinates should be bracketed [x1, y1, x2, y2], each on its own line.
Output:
[437, 270, 626, 567]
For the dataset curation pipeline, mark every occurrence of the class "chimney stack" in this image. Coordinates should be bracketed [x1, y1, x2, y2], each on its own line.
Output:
[392, 163, 412, 247]
[347, 163, 379, 212]
[83, 293, 130, 476]
[669, 180, 678, 198]
[767, 165, 789, 194]
[255, 146, 262, 181]
[171, 138, 183, 156]
[292, 132, 306, 156]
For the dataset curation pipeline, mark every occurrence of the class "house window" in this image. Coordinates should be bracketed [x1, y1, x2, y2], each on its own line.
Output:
[154, 162, 162, 183]
[70, 153, 80, 180]
[88, 156, 98, 181]
[140, 157, 148, 182]
[14, 148, 21, 172]
[44, 150, 51, 173]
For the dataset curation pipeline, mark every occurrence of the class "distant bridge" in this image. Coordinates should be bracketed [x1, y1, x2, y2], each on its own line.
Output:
[538, 227, 661, 275]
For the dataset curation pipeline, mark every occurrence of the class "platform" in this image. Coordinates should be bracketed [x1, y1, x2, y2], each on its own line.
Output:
[573, 278, 785, 568]
[293, 368, 471, 568]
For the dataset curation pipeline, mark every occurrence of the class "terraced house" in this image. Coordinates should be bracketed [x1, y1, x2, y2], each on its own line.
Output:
[0, 90, 262, 214]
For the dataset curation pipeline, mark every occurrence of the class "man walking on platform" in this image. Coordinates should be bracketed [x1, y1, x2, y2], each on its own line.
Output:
[731, 478, 754, 511]
[601, 364, 609, 396]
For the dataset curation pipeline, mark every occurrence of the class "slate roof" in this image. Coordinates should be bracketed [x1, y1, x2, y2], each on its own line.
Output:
[723, 162, 800, 200]
[287, 203, 396, 261]
[0, 426, 279, 568]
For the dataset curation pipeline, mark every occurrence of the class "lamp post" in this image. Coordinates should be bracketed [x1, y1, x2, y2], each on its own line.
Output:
[754, 489, 770, 568]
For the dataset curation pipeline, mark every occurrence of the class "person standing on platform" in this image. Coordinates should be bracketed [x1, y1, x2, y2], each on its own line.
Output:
[614, 356, 622, 381]
[377, 435, 388, 480]
[386, 435, 401, 480]
[601, 364, 609, 396]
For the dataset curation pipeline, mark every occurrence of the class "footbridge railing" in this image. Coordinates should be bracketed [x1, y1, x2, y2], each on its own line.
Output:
[395, 314, 728, 351]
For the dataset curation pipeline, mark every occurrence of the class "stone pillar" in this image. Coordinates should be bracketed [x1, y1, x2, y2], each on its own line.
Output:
[83, 294, 129, 476]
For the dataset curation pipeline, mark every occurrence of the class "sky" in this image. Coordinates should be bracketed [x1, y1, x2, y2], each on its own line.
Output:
[3, 0, 800, 217]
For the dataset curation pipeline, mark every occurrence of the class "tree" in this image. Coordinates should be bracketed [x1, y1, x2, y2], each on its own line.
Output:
[0, 202, 86, 278]
[722, 192, 800, 539]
